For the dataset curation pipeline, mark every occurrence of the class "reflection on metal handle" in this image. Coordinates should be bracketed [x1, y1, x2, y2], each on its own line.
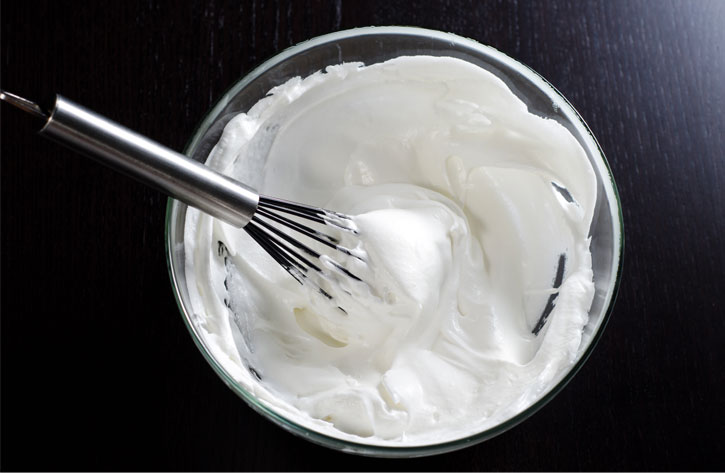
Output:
[39, 95, 258, 227]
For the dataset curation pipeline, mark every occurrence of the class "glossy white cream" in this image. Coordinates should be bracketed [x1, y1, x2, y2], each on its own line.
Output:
[183, 56, 597, 445]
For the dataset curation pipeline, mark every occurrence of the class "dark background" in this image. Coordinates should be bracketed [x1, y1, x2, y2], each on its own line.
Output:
[2, 0, 723, 470]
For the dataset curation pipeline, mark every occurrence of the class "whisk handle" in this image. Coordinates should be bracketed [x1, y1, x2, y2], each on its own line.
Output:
[38, 94, 259, 227]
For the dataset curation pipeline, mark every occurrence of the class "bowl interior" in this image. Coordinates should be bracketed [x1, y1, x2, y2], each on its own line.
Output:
[165, 26, 623, 457]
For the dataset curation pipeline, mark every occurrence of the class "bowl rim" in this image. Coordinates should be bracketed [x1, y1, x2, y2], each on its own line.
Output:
[165, 25, 624, 457]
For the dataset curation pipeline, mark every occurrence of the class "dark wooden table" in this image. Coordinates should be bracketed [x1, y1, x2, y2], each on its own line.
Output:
[2, 1, 723, 470]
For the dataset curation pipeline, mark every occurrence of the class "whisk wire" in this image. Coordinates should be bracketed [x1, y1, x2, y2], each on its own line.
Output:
[251, 215, 323, 261]
[244, 220, 338, 303]
[245, 223, 314, 277]
[256, 207, 339, 246]
[244, 197, 365, 292]
[258, 196, 359, 235]
[258, 197, 329, 225]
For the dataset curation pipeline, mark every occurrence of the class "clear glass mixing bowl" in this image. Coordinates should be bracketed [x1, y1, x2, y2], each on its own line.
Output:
[165, 26, 624, 457]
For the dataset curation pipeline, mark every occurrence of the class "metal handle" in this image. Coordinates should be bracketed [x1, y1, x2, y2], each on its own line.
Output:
[8, 92, 259, 227]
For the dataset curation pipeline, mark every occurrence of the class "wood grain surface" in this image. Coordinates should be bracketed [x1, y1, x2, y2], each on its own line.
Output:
[2, 0, 723, 470]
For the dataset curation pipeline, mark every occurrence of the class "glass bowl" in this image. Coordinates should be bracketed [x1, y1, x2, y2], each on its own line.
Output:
[165, 26, 624, 457]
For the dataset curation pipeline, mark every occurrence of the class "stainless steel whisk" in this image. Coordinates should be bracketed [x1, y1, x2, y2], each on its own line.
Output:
[1, 91, 363, 299]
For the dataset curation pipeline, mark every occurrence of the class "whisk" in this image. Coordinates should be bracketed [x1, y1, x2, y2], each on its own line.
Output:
[0, 90, 363, 299]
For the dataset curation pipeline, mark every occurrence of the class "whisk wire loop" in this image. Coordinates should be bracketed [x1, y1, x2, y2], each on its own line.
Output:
[243, 196, 365, 295]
